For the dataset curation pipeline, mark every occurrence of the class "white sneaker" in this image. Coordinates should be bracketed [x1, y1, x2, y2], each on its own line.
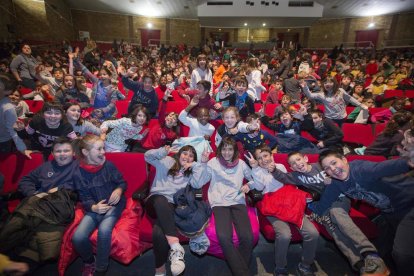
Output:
[169, 244, 185, 276]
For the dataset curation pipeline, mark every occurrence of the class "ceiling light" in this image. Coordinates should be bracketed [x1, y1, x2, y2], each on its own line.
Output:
[244, 23, 248, 26]
[147, 22, 153, 28]
[262, 23, 266, 27]
[368, 22, 375, 28]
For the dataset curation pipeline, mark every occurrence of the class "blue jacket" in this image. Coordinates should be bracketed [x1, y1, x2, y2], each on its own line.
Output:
[73, 160, 127, 212]
[275, 133, 319, 154]
[173, 185, 212, 237]
[18, 160, 76, 197]
[261, 115, 302, 135]
[310, 158, 413, 217]
[235, 129, 278, 151]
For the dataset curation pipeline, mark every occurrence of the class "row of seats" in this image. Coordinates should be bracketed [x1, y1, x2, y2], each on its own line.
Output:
[0, 152, 384, 275]
[383, 89, 414, 99]
[22, 99, 387, 148]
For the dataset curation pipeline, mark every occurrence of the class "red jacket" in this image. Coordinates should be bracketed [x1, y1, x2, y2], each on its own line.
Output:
[256, 185, 307, 228]
[142, 100, 178, 149]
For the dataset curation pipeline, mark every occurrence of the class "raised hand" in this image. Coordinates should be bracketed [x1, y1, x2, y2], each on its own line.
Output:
[298, 103, 308, 115]
[127, 67, 138, 77]
[92, 200, 112, 214]
[317, 141, 325, 148]
[165, 145, 180, 154]
[181, 94, 191, 103]
[13, 120, 25, 131]
[257, 107, 265, 117]
[182, 162, 193, 171]
[108, 187, 123, 205]
[201, 144, 210, 163]
[74, 47, 80, 58]
[244, 151, 259, 168]
[213, 102, 222, 110]
[117, 65, 126, 75]
[190, 95, 200, 106]
[267, 161, 276, 173]
[20, 149, 32, 159]
[240, 184, 250, 194]
[248, 118, 260, 132]
[299, 79, 307, 88]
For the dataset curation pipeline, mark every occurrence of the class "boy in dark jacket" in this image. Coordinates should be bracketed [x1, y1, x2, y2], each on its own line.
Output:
[312, 150, 414, 275]
[122, 69, 159, 117]
[219, 76, 255, 119]
[1, 137, 76, 270]
[302, 109, 344, 151]
[271, 152, 386, 274]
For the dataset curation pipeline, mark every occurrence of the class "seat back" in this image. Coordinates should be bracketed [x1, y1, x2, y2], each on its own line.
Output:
[105, 153, 148, 198]
[384, 89, 404, 99]
[405, 89, 414, 99]
[115, 100, 130, 118]
[0, 153, 44, 193]
[342, 123, 375, 147]
[373, 123, 387, 136]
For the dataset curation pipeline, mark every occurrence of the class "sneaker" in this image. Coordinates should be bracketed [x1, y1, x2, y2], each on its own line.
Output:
[169, 244, 185, 276]
[297, 262, 315, 276]
[81, 261, 96, 276]
[360, 255, 390, 275]
[273, 267, 288, 276]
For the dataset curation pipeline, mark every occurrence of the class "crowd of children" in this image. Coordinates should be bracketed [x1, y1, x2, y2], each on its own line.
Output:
[0, 39, 414, 276]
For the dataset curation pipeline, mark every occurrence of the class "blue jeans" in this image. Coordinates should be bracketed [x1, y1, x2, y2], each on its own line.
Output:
[72, 197, 125, 271]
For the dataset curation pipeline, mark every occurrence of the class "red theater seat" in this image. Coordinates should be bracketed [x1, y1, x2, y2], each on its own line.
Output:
[373, 123, 387, 136]
[0, 153, 44, 212]
[115, 100, 130, 118]
[405, 90, 414, 99]
[164, 101, 187, 114]
[265, 103, 279, 117]
[383, 89, 404, 99]
[342, 123, 374, 147]
[105, 153, 148, 198]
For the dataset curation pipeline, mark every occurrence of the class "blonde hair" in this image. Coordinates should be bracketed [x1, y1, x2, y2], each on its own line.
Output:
[222, 106, 240, 120]
[72, 134, 102, 159]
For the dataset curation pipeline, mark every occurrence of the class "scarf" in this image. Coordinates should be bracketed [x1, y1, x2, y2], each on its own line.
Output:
[79, 159, 104, 173]
[218, 156, 239, 169]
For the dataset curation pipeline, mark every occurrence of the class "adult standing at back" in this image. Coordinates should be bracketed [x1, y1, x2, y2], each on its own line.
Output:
[190, 54, 213, 94]
[10, 44, 38, 90]
[0, 75, 32, 159]
[246, 57, 266, 102]
[274, 50, 291, 79]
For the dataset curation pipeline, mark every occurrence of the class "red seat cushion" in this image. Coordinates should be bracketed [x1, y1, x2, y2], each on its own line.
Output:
[58, 198, 148, 276]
